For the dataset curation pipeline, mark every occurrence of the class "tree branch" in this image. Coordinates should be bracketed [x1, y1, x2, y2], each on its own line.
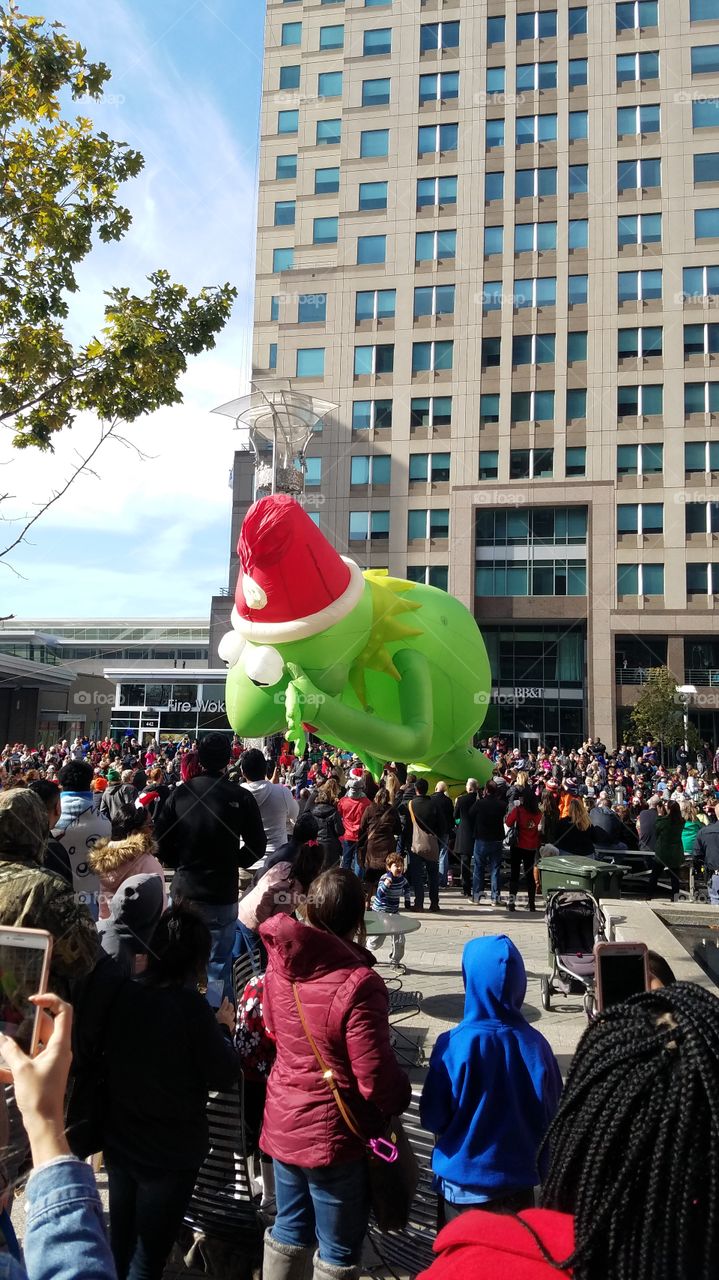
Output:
[0, 417, 120, 562]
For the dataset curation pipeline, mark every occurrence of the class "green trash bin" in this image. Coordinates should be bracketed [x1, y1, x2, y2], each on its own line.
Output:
[538, 855, 627, 902]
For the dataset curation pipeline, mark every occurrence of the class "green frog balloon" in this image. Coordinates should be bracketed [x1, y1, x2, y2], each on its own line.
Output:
[219, 494, 493, 789]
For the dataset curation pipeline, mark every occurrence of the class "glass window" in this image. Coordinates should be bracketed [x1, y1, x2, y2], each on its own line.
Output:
[517, 61, 558, 91]
[617, 50, 660, 83]
[618, 269, 662, 302]
[643, 443, 664, 473]
[313, 216, 338, 244]
[486, 66, 505, 95]
[486, 119, 505, 150]
[684, 264, 719, 296]
[695, 152, 719, 183]
[517, 11, 558, 40]
[515, 220, 557, 251]
[418, 123, 458, 155]
[693, 99, 719, 128]
[365, 0, 391, 6]
[298, 293, 327, 323]
[277, 109, 298, 135]
[692, 45, 719, 74]
[480, 394, 500, 424]
[479, 450, 499, 480]
[315, 166, 339, 195]
[420, 21, 460, 52]
[363, 28, 392, 55]
[484, 225, 504, 255]
[279, 64, 300, 90]
[618, 157, 661, 190]
[272, 247, 294, 272]
[304, 457, 322, 486]
[408, 511, 427, 539]
[516, 166, 557, 198]
[316, 118, 341, 145]
[482, 336, 501, 367]
[516, 113, 558, 144]
[569, 60, 588, 88]
[485, 171, 504, 201]
[355, 289, 396, 322]
[319, 24, 344, 49]
[417, 176, 458, 209]
[268, 343, 277, 371]
[359, 180, 388, 210]
[566, 446, 586, 476]
[617, 565, 639, 595]
[270, 295, 280, 322]
[696, 208, 719, 238]
[362, 77, 390, 106]
[296, 348, 325, 377]
[274, 199, 295, 225]
[409, 454, 428, 482]
[568, 164, 589, 194]
[642, 564, 664, 595]
[568, 274, 588, 305]
[413, 285, 455, 318]
[487, 16, 505, 45]
[352, 400, 393, 431]
[568, 330, 588, 362]
[276, 154, 297, 180]
[415, 229, 456, 262]
[482, 281, 502, 311]
[318, 70, 343, 97]
[281, 22, 302, 45]
[569, 8, 588, 34]
[617, 104, 661, 136]
[616, 1, 658, 30]
[361, 128, 389, 158]
[569, 110, 588, 140]
[618, 213, 662, 246]
[569, 219, 589, 249]
[411, 341, 453, 373]
[567, 388, 587, 419]
[692, 0, 719, 18]
[357, 234, 386, 264]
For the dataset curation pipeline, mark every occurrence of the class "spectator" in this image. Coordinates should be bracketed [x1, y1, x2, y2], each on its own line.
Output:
[0, 790, 99, 995]
[240, 747, 299, 854]
[236, 812, 324, 961]
[309, 782, 345, 871]
[337, 778, 372, 873]
[90, 804, 167, 921]
[694, 803, 719, 903]
[100, 768, 138, 825]
[27, 778, 72, 886]
[357, 786, 402, 902]
[649, 799, 685, 901]
[97, 873, 164, 978]
[99, 906, 239, 1280]
[261, 869, 411, 1278]
[471, 781, 507, 906]
[367, 853, 410, 968]
[588, 792, 627, 849]
[680, 799, 705, 854]
[421, 936, 561, 1227]
[505, 787, 542, 913]
[453, 779, 479, 898]
[405, 778, 443, 913]
[0, 993, 117, 1280]
[52, 760, 112, 916]
[637, 793, 661, 853]
[433, 781, 455, 887]
[420, 983, 719, 1280]
[154, 733, 266, 997]
[552, 797, 597, 858]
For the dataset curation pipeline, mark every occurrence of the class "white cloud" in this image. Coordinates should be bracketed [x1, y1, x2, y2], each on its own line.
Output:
[0, 0, 259, 612]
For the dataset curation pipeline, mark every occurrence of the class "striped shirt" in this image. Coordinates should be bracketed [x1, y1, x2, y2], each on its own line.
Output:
[371, 871, 408, 915]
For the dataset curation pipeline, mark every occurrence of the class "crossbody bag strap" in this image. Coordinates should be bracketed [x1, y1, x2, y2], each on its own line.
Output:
[408, 801, 417, 826]
[291, 982, 365, 1143]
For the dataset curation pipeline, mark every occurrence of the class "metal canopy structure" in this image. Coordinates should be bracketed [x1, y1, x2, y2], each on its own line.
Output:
[213, 380, 337, 495]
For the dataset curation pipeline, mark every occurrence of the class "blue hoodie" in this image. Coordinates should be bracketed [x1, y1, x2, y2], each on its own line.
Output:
[420, 935, 562, 1202]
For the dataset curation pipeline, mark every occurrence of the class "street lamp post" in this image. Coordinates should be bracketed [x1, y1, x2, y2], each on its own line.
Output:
[676, 684, 698, 754]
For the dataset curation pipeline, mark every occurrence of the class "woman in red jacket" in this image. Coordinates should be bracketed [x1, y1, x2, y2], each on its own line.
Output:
[260, 868, 411, 1280]
[419, 982, 719, 1280]
[505, 786, 542, 912]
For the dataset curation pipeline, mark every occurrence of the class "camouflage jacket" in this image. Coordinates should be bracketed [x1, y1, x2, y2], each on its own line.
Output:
[0, 857, 99, 988]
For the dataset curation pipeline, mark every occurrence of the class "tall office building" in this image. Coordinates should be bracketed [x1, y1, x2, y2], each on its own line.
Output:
[235, 0, 719, 750]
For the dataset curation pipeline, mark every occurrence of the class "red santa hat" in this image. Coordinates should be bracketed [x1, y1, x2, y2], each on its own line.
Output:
[232, 494, 365, 644]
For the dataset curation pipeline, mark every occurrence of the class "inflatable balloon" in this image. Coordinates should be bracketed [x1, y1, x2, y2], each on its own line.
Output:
[220, 494, 494, 789]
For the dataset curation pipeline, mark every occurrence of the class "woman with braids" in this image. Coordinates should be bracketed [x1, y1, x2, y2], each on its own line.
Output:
[419, 981, 719, 1280]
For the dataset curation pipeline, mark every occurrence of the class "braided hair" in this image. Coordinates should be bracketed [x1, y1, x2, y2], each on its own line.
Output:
[529, 982, 719, 1279]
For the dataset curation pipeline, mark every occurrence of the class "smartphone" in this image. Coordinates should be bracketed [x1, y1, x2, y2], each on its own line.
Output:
[205, 979, 223, 1010]
[594, 941, 648, 1012]
[0, 928, 52, 1068]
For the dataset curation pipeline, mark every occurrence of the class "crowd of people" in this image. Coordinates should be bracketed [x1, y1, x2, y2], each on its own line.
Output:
[0, 728, 716, 1279]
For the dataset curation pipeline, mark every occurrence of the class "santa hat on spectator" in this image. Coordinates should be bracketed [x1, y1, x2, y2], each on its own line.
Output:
[232, 494, 365, 644]
[136, 791, 159, 812]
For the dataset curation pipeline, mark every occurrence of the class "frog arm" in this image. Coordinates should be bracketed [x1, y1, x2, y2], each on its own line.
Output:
[288, 649, 433, 762]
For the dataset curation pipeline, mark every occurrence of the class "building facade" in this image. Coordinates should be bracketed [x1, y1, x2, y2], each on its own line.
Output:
[233, 0, 719, 749]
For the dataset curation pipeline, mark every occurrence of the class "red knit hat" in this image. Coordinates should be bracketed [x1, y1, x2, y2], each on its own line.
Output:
[232, 494, 364, 643]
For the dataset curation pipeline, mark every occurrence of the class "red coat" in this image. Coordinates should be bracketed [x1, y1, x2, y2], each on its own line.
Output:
[419, 1209, 575, 1280]
[337, 795, 372, 841]
[259, 913, 411, 1167]
[506, 805, 543, 851]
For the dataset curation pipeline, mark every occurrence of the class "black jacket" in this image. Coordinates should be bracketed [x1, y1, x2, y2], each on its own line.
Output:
[589, 805, 625, 847]
[472, 797, 507, 843]
[154, 774, 266, 905]
[453, 792, 478, 856]
[554, 819, 597, 858]
[102, 981, 239, 1170]
[433, 792, 455, 840]
[310, 801, 344, 862]
[694, 822, 719, 873]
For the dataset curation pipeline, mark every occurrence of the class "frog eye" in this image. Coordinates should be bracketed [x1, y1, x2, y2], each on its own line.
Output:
[243, 644, 285, 688]
[218, 631, 246, 669]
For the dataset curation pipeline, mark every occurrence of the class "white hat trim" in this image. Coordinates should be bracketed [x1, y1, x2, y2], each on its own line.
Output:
[231, 557, 365, 644]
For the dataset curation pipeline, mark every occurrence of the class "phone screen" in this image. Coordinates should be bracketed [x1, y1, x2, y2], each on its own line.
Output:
[599, 953, 646, 1009]
[0, 942, 46, 1052]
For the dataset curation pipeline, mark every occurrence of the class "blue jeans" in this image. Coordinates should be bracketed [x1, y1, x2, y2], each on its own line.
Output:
[409, 851, 439, 909]
[341, 839, 358, 873]
[271, 1158, 370, 1267]
[438, 842, 449, 886]
[106, 1156, 198, 1280]
[190, 899, 238, 1000]
[473, 838, 503, 900]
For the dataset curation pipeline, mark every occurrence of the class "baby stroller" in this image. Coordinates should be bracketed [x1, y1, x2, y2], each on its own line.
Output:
[540, 890, 606, 1020]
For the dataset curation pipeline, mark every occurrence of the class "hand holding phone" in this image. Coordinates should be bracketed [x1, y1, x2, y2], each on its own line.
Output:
[0, 928, 52, 1069]
[594, 941, 649, 1012]
[0, 993, 72, 1167]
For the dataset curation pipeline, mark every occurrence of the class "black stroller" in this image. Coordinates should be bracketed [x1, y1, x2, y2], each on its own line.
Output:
[540, 890, 607, 1019]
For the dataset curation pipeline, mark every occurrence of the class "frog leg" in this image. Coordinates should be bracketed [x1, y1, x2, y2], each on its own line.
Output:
[413, 744, 494, 791]
[287, 649, 433, 763]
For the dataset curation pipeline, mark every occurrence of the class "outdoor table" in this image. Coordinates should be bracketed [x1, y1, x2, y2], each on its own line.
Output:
[364, 910, 421, 937]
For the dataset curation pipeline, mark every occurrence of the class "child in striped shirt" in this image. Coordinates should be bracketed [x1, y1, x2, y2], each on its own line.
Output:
[368, 853, 409, 967]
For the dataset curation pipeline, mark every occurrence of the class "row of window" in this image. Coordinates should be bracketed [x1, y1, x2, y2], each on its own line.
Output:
[347, 509, 449, 540]
[476, 559, 719, 599]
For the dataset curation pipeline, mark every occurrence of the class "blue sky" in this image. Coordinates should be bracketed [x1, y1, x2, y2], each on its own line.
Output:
[1, 0, 266, 618]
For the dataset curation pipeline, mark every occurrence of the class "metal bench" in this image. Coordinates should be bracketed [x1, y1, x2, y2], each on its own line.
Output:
[365, 1091, 437, 1279]
[387, 988, 425, 1068]
[183, 1074, 263, 1249]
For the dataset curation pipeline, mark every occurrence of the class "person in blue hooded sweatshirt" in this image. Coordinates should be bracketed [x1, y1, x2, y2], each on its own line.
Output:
[420, 934, 562, 1228]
